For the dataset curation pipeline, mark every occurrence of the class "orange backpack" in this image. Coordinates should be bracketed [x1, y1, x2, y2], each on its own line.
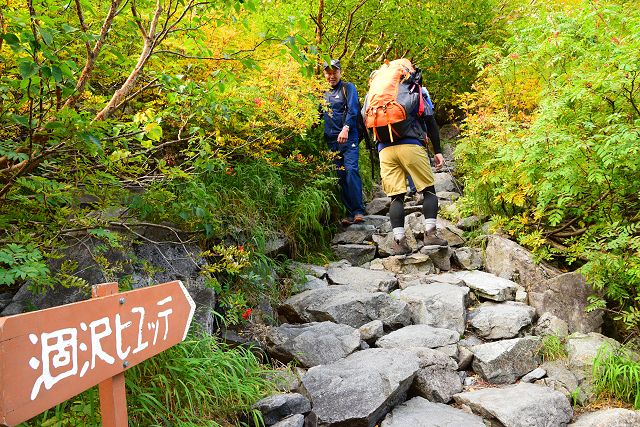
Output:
[363, 59, 425, 143]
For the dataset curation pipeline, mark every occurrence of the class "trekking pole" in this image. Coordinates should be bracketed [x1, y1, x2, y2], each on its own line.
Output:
[441, 162, 464, 195]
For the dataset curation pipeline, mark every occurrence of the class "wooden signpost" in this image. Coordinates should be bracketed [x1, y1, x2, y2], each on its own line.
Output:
[0, 280, 196, 427]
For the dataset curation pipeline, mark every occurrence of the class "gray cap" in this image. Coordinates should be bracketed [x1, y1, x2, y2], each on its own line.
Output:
[323, 59, 341, 70]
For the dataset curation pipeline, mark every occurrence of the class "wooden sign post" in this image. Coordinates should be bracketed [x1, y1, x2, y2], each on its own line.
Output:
[0, 280, 196, 427]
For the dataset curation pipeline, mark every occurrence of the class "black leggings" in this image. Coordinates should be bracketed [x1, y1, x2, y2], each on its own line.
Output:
[390, 186, 438, 229]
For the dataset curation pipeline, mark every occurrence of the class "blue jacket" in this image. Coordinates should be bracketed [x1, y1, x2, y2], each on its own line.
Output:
[323, 80, 360, 142]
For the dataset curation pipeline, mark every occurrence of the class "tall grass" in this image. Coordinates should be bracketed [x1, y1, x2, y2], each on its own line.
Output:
[21, 335, 279, 426]
[592, 345, 640, 409]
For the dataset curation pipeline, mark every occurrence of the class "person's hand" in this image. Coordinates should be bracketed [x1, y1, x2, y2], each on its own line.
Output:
[337, 127, 349, 143]
[434, 153, 445, 171]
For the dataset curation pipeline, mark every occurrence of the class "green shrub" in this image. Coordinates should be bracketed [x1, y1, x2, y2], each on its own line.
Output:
[539, 335, 568, 362]
[22, 335, 280, 426]
[456, 0, 640, 336]
[592, 345, 640, 409]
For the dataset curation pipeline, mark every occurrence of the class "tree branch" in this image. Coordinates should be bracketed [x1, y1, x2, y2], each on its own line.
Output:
[63, 0, 123, 110]
[337, 0, 368, 60]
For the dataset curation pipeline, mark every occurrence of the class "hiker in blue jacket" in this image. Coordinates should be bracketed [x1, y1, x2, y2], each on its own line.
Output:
[322, 59, 365, 226]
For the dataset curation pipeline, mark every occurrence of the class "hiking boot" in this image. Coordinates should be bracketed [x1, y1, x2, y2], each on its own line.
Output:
[423, 231, 448, 247]
[341, 217, 354, 226]
[392, 237, 412, 255]
[353, 214, 365, 224]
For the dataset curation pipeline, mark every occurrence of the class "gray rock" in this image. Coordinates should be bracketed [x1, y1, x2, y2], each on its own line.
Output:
[420, 246, 453, 271]
[327, 259, 352, 269]
[569, 408, 640, 426]
[374, 231, 421, 257]
[452, 247, 483, 270]
[521, 367, 547, 383]
[515, 286, 529, 303]
[359, 320, 385, 342]
[253, 393, 311, 425]
[381, 397, 485, 427]
[0, 292, 13, 311]
[565, 332, 621, 369]
[434, 173, 458, 193]
[331, 244, 377, 266]
[265, 233, 289, 255]
[296, 275, 328, 293]
[436, 191, 461, 201]
[272, 414, 304, 427]
[266, 322, 361, 368]
[528, 272, 603, 334]
[456, 216, 482, 230]
[484, 234, 560, 293]
[279, 287, 412, 329]
[404, 346, 458, 370]
[265, 368, 304, 393]
[287, 262, 327, 278]
[363, 215, 392, 233]
[331, 226, 377, 245]
[380, 254, 436, 275]
[454, 270, 518, 302]
[471, 336, 541, 384]
[468, 301, 536, 339]
[436, 218, 466, 247]
[326, 265, 398, 292]
[534, 312, 570, 337]
[399, 283, 469, 334]
[412, 365, 463, 403]
[302, 348, 420, 427]
[376, 325, 460, 350]
[454, 382, 573, 427]
[420, 272, 466, 287]
[457, 346, 474, 370]
[537, 361, 587, 405]
[366, 197, 392, 215]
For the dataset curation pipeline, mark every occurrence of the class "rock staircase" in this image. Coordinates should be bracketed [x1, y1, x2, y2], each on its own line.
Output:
[251, 149, 640, 427]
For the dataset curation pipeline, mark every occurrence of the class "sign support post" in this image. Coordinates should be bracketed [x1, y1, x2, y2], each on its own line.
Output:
[93, 283, 128, 427]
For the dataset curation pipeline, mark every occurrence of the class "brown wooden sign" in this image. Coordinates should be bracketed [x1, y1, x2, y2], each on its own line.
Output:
[0, 280, 195, 426]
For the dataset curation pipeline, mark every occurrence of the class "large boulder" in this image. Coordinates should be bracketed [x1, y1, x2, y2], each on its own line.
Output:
[453, 270, 518, 302]
[253, 393, 311, 425]
[326, 265, 398, 292]
[380, 254, 436, 275]
[452, 247, 483, 270]
[266, 322, 361, 368]
[484, 234, 560, 293]
[279, 287, 412, 329]
[454, 383, 573, 427]
[301, 348, 420, 427]
[331, 245, 377, 266]
[565, 332, 621, 369]
[376, 325, 460, 350]
[528, 272, 603, 334]
[398, 283, 469, 334]
[471, 336, 541, 384]
[569, 408, 640, 426]
[468, 301, 536, 339]
[331, 225, 377, 245]
[366, 197, 392, 215]
[381, 397, 485, 427]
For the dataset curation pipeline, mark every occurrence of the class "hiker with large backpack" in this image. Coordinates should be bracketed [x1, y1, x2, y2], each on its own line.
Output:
[407, 84, 444, 195]
[321, 59, 366, 226]
[362, 58, 447, 255]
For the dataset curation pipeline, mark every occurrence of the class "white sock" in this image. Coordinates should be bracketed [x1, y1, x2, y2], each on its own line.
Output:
[424, 218, 436, 234]
[393, 227, 405, 241]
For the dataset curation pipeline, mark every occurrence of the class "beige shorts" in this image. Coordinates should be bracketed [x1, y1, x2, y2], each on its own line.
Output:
[379, 144, 435, 196]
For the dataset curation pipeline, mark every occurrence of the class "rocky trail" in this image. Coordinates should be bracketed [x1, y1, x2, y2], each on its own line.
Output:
[251, 146, 640, 427]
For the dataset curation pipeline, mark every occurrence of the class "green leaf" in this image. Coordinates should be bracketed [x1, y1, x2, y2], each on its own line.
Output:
[144, 122, 163, 142]
[2, 33, 22, 51]
[51, 65, 63, 83]
[18, 60, 38, 79]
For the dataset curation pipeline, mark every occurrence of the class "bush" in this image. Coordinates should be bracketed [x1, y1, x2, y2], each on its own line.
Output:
[456, 0, 640, 337]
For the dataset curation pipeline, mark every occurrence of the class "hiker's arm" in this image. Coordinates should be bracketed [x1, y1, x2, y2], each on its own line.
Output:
[424, 114, 444, 170]
[424, 114, 442, 154]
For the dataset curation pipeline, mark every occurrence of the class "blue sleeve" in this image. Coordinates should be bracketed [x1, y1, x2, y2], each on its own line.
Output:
[344, 83, 359, 135]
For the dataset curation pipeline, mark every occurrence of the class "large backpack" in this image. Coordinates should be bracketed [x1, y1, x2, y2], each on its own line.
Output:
[363, 59, 426, 143]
